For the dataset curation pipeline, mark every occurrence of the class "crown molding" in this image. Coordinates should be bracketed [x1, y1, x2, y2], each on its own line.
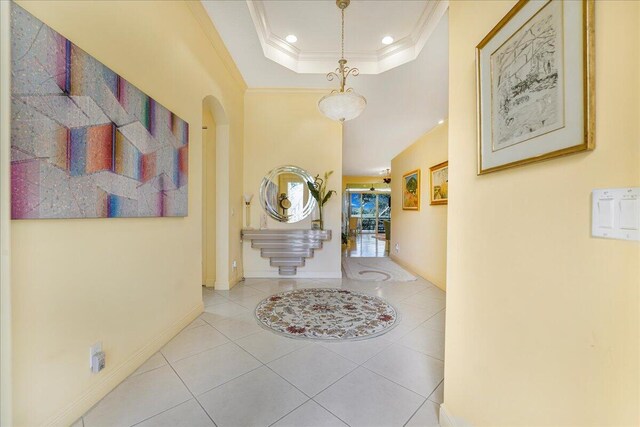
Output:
[246, 0, 448, 75]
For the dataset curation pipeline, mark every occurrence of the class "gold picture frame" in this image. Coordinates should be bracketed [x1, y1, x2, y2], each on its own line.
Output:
[402, 169, 420, 211]
[430, 161, 448, 205]
[476, 0, 595, 175]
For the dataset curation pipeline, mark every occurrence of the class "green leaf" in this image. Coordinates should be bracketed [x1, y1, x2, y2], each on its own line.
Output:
[307, 181, 320, 201]
[322, 190, 337, 206]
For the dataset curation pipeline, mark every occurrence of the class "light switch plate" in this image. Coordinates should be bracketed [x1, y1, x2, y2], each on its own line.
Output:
[592, 188, 639, 241]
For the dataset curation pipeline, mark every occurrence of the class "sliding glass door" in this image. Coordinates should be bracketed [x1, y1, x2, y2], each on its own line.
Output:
[348, 192, 391, 234]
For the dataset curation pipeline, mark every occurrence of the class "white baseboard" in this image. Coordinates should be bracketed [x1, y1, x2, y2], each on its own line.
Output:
[243, 270, 343, 279]
[43, 302, 204, 427]
[215, 275, 242, 290]
[439, 404, 472, 427]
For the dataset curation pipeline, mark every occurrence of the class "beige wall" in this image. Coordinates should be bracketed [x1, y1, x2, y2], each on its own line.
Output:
[10, 1, 245, 425]
[390, 123, 448, 290]
[342, 175, 381, 192]
[202, 108, 216, 288]
[0, 1, 12, 424]
[243, 89, 342, 278]
[444, 1, 640, 426]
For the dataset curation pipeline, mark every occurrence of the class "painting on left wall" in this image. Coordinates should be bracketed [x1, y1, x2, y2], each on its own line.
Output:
[10, 4, 189, 219]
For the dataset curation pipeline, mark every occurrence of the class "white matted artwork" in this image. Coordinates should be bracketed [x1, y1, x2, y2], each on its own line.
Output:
[476, 0, 594, 174]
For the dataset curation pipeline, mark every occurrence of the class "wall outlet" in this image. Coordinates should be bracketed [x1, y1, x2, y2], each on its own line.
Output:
[89, 342, 105, 373]
[394, 243, 400, 253]
[232, 260, 237, 269]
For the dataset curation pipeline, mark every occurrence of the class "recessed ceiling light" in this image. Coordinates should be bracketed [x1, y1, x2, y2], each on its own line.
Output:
[285, 34, 298, 43]
[438, 119, 445, 125]
[381, 36, 394, 45]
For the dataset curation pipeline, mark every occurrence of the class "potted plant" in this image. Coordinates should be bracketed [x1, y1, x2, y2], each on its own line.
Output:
[307, 171, 337, 231]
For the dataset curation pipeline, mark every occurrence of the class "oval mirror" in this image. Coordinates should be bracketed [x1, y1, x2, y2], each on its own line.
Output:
[259, 165, 317, 223]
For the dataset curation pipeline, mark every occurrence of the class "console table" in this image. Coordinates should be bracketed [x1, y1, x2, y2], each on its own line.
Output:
[241, 229, 332, 275]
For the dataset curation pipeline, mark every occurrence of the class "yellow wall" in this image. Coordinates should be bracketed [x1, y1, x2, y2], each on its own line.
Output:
[243, 89, 342, 278]
[10, 1, 245, 425]
[390, 123, 448, 289]
[444, 1, 640, 425]
[342, 175, 381, 192]
[202, 108, 216, 287]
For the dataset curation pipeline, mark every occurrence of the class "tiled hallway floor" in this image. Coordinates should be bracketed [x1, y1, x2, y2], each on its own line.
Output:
[79, 276, 446, 427]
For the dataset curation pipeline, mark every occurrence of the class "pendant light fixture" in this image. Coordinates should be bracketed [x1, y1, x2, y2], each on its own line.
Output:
[318, 0, 366, 122]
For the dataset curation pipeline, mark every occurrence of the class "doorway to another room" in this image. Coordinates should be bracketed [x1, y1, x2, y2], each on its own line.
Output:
[344, 186, 391, 258]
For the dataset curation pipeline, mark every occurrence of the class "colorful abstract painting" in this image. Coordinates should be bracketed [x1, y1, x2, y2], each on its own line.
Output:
[10, 4, 189, 219]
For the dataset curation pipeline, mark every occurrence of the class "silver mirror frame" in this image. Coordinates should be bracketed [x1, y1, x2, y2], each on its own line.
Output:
[259, 165, 317, 224]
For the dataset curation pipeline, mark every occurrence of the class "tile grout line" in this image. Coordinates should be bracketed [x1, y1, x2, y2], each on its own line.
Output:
[127, 352, 207, 427]
[402, 397, 430, 427]
[192, 362, 265, 402]
[310, 397, 353, 427]
[162, 336, 231, 365]
[162, 352, 219, 427]
[359, 363, 440, 401]
[425, 378, 444, 403]
[226, 341, 321, 425]
[266, 399, 313, 427]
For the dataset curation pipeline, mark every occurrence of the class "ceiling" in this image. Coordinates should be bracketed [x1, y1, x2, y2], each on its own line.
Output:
[201, 0, 449, 176]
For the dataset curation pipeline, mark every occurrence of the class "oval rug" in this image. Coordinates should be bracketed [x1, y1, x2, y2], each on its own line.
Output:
[255, 288, 398, 341]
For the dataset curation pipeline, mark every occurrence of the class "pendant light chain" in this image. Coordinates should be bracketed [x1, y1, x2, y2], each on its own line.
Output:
[318, 0, 366, 122]
[341, 7, 345, 60]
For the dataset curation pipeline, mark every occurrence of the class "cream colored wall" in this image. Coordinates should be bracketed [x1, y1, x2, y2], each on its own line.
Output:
[390, 123, 448, 290]
[202, 109, 216, 288]
[444, 1, 640, 426]
[10, 1, 245, 425]
[243, 89, 342, 278]
[0, 1, 13, 424]
[342, 175, 380, 192]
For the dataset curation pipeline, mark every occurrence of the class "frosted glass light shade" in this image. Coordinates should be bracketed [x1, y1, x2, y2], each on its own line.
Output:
[318, 91, 366, 122]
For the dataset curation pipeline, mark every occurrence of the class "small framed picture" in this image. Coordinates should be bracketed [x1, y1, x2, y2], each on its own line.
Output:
[476, 0, 595, 174]
[402, 169, 420, 211]
[430, 161, 448, 205]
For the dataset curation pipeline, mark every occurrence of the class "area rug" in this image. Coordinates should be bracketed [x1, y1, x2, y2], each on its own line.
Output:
[342, 257, 417, 282]
[255, 288, 398, 341]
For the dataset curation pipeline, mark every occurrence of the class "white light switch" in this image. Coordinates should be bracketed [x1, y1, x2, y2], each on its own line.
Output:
[592, 188, 640, 241]
[620, 199, 639, 230]
[597, 199, 614, 228]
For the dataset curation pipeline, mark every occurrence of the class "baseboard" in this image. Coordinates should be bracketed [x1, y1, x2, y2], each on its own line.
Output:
[43, 302, 204, 427]
[439, 404, 472, 427]
[389, 254, 446, 291]
[243, 270, 343, 279]
[215, 275, 242, 290]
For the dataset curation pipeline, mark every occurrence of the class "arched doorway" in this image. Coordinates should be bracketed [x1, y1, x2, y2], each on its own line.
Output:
[201, 95, 232, 290]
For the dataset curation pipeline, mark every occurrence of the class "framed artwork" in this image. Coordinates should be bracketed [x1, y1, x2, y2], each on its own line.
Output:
[402, 169, 420, 211]
[10, 4, 189, 219]
[476, 0, 594, 174]
[430, 161, 448, 205]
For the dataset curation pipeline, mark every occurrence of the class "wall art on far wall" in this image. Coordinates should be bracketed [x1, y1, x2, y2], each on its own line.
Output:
[402, 169, 420, 211]
[430, 161, 448, 205]
[476, 0, 594, 174]
[10, 4, 189, 219]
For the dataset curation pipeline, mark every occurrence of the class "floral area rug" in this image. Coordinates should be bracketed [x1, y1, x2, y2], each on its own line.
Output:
[255, 288, 398, 341]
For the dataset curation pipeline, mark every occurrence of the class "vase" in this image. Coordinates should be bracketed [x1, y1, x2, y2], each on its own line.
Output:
[312, 205, 324, 230]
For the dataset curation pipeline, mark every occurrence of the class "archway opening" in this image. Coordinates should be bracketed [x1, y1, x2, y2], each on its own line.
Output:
[201, 95, 230, 289]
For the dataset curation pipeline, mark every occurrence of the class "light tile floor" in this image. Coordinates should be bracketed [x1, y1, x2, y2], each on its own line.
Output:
[343, 233, 389, 257]
[78, 275, 445, 427]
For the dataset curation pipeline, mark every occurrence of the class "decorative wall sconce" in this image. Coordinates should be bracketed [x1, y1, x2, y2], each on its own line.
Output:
[243, 193, 253, 228]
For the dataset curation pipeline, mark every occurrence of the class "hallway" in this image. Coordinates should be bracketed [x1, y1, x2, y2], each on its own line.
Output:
[78, 277, 445, 427]
[343, 234, 389, 258]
